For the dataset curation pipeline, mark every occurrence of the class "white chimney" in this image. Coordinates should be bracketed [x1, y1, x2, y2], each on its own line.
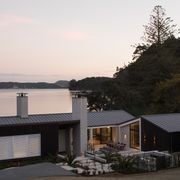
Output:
[72, 95, 87, 155]
[17, 93, 28, 118]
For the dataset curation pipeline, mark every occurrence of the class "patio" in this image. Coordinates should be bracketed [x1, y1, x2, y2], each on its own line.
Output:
[88, 142, 140, 157]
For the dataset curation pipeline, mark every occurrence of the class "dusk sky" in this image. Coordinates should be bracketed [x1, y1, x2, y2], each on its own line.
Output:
[0, 0, 180, 82]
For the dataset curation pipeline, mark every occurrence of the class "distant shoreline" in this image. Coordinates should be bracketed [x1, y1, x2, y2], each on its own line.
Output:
[0, 81, 69, 89]
[0, 88, 69, 89]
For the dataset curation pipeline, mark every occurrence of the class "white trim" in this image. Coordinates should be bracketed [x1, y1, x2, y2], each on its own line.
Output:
[139, 118, 142, 151]
[88, 125, 119, 129]
[118, 118, 141, 150]
[119, 118, 140, 127]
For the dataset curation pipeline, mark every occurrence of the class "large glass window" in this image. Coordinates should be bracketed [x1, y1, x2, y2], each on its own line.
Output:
[130, 122, 140, 149]
[92, 127, 112, 145]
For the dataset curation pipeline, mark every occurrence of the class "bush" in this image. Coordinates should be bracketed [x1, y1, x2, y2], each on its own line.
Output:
[111, 154, 137, 173]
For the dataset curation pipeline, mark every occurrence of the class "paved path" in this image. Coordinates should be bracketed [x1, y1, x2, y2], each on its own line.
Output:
[0, 162, 75, 180]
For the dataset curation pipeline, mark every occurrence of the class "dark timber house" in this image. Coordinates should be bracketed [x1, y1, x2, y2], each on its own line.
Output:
[0, 93, 134, 161]
[118, 114, 180, 153]
[0, 93, 180, 162]
[141, 114, 180, 153]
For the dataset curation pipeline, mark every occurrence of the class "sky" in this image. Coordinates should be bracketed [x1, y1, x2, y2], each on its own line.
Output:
[0, 0, 180, 82]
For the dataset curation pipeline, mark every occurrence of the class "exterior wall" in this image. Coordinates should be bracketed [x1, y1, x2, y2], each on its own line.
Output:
[120, 125, 130, 147]
[65, 127, 73, 154]
[0, 124, 59, 158]
[73, 124, 81, 155]
[171, 132, 180, 152]
[58, 129, 66, 152]
[141, 118, 170, 152]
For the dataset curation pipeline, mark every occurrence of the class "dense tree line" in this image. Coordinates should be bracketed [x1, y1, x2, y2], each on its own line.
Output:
[86, 5, 180, 115]
[87, 37, 180, 115]
[69, 77, 111, 91]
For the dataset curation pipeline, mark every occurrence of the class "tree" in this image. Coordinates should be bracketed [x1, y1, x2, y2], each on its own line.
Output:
[143, 5, 177, 45]
[133, 5, 177, 60]
[151, 74, 180, 113]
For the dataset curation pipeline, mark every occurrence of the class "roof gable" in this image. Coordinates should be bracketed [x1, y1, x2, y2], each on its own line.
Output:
[142, 113, 180, 132]
[88, 110, 134, 127]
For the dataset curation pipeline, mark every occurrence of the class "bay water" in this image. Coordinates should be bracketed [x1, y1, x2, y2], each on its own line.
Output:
[0, 89, 72, 116]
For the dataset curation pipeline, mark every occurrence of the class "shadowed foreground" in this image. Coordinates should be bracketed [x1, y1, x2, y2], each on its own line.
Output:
[34, 167, 180, 180]
[0, 163, 74, 180]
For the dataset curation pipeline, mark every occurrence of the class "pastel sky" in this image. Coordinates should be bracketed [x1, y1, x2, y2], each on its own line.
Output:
[0, 0, 180, 82]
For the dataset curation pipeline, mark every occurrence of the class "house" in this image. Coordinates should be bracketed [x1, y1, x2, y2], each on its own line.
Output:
[0, 93, 134, 161]
[118, 114, 180, 153]
[0, 93, 179, 162]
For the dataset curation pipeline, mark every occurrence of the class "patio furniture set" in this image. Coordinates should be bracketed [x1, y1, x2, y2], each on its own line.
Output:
[100, 142, 126, 153]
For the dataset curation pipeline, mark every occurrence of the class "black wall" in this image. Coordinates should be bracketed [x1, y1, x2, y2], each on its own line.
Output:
[0, 123, 59, 157]
[171, 132, 180, 152]
[141, 119, 170, 152]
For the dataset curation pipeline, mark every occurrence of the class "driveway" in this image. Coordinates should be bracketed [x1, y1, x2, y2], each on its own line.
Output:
[0, 162, 75, 180]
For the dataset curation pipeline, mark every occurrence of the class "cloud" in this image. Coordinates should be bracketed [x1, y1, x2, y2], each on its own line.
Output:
[0, 14, 34, 27]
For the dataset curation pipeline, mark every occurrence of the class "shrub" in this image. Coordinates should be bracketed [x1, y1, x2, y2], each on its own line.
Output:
[111, 154, 137, 173]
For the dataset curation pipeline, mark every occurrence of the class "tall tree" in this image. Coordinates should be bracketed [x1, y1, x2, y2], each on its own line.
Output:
[142, 5, 177, 45]
[133, 5, 177, 60]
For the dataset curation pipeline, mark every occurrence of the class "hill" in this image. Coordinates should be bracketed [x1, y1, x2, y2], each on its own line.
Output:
[69, 77, 112, 91]
[55, 80, 69, 88]
[87, 37, 180, 115]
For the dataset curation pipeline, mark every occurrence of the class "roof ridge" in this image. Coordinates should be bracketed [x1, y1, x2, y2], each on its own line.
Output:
[142, 113, 180, 117]
[88, 110, 125, 113]
[0, 109, 131, 118]
[29, 112, 72, 116]
[0, 112, 72, 119]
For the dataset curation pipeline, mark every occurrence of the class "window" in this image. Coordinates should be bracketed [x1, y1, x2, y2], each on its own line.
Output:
[0, 134, 41, 160]
[130, 122, 140, 149]
[92, 127, 112, 145]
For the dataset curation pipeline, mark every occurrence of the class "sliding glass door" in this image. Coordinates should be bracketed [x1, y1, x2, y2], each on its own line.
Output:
[130, 122, 140, 149]
[92, 127, 112, 145]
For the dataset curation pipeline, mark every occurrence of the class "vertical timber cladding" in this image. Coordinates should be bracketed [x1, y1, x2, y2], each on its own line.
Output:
[171, 132, 180, 152]
[141, 118, 170, 152]
[0, 123, 59, 157]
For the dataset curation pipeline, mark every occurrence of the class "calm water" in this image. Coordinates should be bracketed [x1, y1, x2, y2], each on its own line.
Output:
[0, 89, 72, 116]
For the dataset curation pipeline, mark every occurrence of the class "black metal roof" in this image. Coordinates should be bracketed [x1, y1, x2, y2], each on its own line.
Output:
[88, 110, 134, 127]
[0, 110, 134, 127]
[142, 113, 180, 132]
